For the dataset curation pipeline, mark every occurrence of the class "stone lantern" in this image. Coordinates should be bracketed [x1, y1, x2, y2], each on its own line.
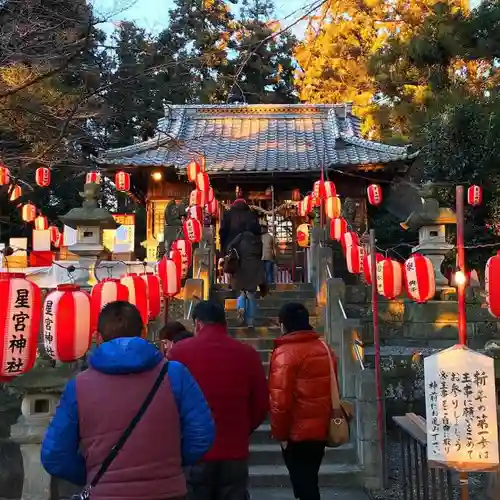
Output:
[59, 182, 119, 286]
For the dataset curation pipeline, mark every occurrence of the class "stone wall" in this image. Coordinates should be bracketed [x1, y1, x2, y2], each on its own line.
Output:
[343, 284, 499, 422]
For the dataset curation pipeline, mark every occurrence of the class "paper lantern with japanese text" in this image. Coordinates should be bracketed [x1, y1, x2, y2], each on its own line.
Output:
[171, 239, 192, 278]
[158, 257, 181, 298]
[297, 223, 310, 247]
[206, 198, 219, 217]
[324, 181, 337, 198]
[341, 231, 360, 252]
[21, 203, 36, 223]
[188, 205, 203, 221]
[115, 171, 130, 192]
[9, 185, 21, 202]
[467, 185, 482, 206]
[485, 252, 500, 318]
[196, 171, 210, 192]
[90, 279, 129, 333]
[86, 171, 101, 184]
[35, 167, 51, 187]
[367, 184, 383, 206]
[404, 254, 435, 303]
[363, 252, 384, 285]
[169, 249, 183, 282]
[0, 273, 41, 378]
[120, 274, 148, 325]
[43, 284, 91, 362]
[189, 189, 206, 207]
[377, 259, 403, 299]
[34, 216, 48, 231]
[330, 217, 347, 241]
[346, 244, 364, 274]
[142, 273, 161, 320]
[0, 165, 10, 186]
[300, 195, 313, 216]
[325, 196, 342, 219]
[183, 217, 202, 243]
[187, 160, 201, 182]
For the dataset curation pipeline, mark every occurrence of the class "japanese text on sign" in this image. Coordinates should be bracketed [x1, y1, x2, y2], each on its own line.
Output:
[424, 345, 499, 470]
[43, 299, 55, 358]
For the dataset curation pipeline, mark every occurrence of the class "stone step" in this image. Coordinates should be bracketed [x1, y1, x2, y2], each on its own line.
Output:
[248, 442, 357, 466]
[226, 314, 320, 328]
[249, 463, 363, 488]
[229, 326, 282, 339]
[225, 298, 317, 311]
[235, 337, 277, 350]
[214, 283, 314, 292]
[226, 306, 317, 318]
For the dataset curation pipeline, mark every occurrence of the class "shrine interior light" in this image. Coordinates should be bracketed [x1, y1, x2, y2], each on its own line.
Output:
[151, 171, 162, 181]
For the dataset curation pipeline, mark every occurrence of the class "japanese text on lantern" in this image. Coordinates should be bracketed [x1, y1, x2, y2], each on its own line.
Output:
[424, 346, 499, 469]
[405, 259, 418, 295]
[44, 299, 55, 358]
[5, 288, 30, 374]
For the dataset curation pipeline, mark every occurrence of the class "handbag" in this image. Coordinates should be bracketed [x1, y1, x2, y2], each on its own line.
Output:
[72, 361, 169, 499]
[223, 248, 239, 274]
[320, 341, 353, 448]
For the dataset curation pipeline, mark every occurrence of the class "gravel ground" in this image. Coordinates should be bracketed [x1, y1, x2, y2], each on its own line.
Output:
[368, 434, 487, 500]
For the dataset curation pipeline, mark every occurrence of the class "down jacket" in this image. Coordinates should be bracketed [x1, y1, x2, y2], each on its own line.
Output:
[269, 331, 338, 442]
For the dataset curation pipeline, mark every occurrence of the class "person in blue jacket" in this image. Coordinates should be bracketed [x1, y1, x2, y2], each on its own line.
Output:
[41, 301, 215, 499]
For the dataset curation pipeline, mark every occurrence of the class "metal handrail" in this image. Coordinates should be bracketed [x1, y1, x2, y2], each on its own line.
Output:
[186, 264, 202, 320]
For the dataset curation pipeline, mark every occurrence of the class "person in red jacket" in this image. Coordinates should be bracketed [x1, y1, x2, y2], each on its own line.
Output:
[168, 300, 268, 500]
[269, 302, 338, 500]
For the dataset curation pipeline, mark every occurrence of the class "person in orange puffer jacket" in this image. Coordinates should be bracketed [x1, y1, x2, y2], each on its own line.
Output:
[269, 302, 338, 500]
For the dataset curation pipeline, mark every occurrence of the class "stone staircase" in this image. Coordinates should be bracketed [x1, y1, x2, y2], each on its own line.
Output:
[212, 282, 363, 488]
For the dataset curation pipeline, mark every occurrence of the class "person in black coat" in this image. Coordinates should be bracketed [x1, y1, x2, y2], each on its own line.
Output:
[219, 197, 259, 254]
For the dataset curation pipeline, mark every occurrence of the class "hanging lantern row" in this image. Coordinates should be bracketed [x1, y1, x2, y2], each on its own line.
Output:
[367, 184, 383, 207]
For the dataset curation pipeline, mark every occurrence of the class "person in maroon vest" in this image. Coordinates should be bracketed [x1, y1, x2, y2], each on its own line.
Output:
[168, 300, 268, 500]
[41, 301, 215, 500]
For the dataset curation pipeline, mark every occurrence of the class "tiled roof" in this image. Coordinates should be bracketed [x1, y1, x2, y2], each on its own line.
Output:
[97, 104, 417, 173]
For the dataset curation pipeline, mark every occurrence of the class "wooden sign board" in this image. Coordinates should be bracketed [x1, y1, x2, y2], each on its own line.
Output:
[424, 345, 499, 471]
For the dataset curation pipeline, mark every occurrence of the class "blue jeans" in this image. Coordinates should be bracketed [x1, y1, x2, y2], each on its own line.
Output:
[263, 260, 274, 284]
[236, 291, 257, 326]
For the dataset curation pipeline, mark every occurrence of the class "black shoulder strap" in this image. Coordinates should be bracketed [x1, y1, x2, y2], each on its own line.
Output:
[90, 361, 169, 487]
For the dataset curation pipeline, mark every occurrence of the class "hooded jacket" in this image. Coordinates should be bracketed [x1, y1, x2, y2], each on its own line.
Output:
[41, 338, 214, 499]
[269, 331, 338, 442]
[219, 199, 259, 253]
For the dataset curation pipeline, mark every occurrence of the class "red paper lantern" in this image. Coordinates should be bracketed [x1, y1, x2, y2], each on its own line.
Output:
[9, 185, 21, 202]
[21, 203, 36, 223]
[142, 273, 162, 320]
[90, 279, 129, 333]
[187, 160, 201, 182]
[169, 249, 184, 282]
[158, 257, 181, 298]
[0, 165, 10, 186]
[291, 189, 301, 201]
[188, 205, 203, 221]
[206, 186, 215, 203]
[189, 189, 206, 207]
[183, 217, 202, 243]
[35, 167, 51, 187]
[115, 171, 130, 192]
[363, 252, 384, 285]
[341, 231, 360, 252]
[301, 195, 313, 216]
[377, 259, 403, 299]
[34, 215, 48, 231]
[120, 274, 148, 325]
[330, 217, 348, 241]
[0, 273, 41, 377]
[325, 196, 342, 219]
[324, 181, 337, 198]
[486, 251, 500, 317]
[404, 254, 436, 303]
[196, 171, 210, 192]
[43, 284, 91, 362]
[313, 180, 324, 200]
[367, 184, 383, 206]
[49, 226, 60, 244]
[86, 171, 101, 184]
[171, 239, 192, 278]
[206, 198, 219, 217]
[297, 223, 310, 247]
[346, 244, 364, 274]
[52, 231, 63, 248]
[467, 185, 482, 206]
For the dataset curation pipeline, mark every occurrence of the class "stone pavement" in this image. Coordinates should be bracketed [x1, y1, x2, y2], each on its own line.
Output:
[249, 488, 370, 499]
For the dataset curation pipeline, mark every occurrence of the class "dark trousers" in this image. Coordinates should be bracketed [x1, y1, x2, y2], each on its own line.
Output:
[185, 460, 248, 500]
[282, 441, 326, 500]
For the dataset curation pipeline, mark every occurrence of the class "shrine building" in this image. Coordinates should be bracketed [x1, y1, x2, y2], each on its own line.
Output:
[97, 103, 417, 273]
